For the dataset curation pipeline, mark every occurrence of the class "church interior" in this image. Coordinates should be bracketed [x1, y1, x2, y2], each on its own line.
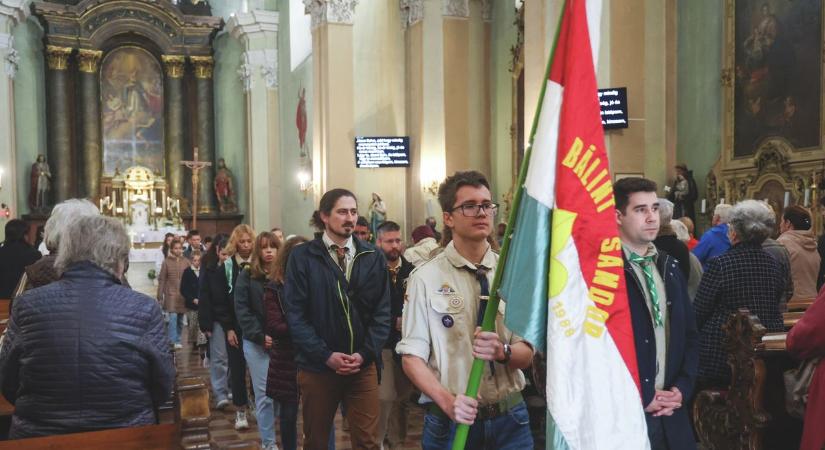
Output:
[0, 0, 823, 449]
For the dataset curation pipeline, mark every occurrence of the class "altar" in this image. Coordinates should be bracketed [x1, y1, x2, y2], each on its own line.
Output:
[101, 166, 187, 244]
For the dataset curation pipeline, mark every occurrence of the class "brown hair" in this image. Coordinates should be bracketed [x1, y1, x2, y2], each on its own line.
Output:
[436, 170, 491, 246]
[271, 235, 309, 284]
[250, 231, 280, 280]
[309, 188, 357, 232]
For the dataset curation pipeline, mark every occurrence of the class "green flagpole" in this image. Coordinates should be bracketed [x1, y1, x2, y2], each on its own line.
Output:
[451, 2, 567, 449]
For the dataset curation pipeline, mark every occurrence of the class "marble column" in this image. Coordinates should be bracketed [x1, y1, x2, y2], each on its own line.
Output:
[45, 45, 73, 205]
[304, 0, 357, 195]
[0, 0, 29, 225]
[162, 55, 185, 200]
[77, 49, 102, 199]
[227, 9, 280, 230]
[191, 55, 216, 214]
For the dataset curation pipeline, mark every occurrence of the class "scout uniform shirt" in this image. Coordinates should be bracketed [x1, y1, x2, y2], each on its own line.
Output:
[396, 241, 527, 404]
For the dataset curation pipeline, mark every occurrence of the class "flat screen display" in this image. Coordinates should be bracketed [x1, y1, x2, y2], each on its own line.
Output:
[355, 137, 410, 168]
[598, 87, 629, 130]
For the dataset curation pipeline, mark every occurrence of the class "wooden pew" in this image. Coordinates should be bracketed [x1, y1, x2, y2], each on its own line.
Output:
[786, 297, 814, 312]
[693, 309, 803, 450]
[0, 376, 210, 449]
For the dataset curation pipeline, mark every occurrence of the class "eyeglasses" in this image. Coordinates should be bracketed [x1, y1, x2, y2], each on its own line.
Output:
[449, 202, 499, 217]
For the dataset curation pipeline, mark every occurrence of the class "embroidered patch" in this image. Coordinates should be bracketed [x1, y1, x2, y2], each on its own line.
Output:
[436, 284, 456, 295]
[449, 296, 463, 309]
[442, 315, 455, 328]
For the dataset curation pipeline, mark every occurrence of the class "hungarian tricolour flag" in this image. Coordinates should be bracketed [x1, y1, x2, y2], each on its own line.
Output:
[499, 0, 649, 448]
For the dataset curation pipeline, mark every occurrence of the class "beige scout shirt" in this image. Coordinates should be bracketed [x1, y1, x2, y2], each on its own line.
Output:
[396, 241, 527, 404]
[623, 243, 669, 390]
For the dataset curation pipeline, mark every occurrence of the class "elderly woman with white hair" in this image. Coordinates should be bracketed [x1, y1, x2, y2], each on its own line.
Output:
[0, 215, 175, 439]
[694, 200, 785, 387]
[19, 199, 100, 292]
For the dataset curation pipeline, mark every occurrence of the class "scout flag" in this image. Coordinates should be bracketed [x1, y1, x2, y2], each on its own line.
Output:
[498, 0, 649, 448]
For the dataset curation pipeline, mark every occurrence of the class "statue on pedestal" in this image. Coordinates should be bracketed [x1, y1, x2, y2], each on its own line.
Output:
[29, 154, 51, 212]
[368, 192, 387, 240]
[214, 158, 237, 213]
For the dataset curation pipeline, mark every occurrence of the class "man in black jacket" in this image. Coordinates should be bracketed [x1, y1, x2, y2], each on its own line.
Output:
[283, 188, 391, 450]
[0, 219, 41, 299]
[375, 221, 415, 449]
[615, 177, 698, 450]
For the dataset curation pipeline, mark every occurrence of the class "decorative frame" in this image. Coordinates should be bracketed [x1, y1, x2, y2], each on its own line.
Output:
[721, 0, 825, 168]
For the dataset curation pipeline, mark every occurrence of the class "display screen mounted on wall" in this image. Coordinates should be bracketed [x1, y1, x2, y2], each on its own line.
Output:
[598, 87, 629, 130]
[355, 137, 410, 168]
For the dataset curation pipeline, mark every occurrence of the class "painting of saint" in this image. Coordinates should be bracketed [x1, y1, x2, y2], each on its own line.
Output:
[733, 0, 821, 157]
[101, 47, 164, 175]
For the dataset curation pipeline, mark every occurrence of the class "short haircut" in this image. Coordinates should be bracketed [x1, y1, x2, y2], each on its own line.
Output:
[4, 219, 30, 243]
[310, 188, 357, 231]
[677, 216, 695, 234]
[658, 198, 674, 226]
[613, 177, 657, 214]
[356, 216, 370, 228]
[728, 200, 775, 245]
[713, 204, 733, 223]
[203, 236, 213, 244]
[187, 229, 200, 239]
[783, 205, 812, 231]
[437, 171, 491, 213]
[44, 199, 100, 252]
[376, 221, 401, 239]
[55, 215, 129, 277]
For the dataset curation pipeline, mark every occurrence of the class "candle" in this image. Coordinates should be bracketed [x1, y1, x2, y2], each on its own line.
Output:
[162, 191, 167, 212]
[720, 197, 725, 205]
[784, 191, 790, 208]
[116, 207, 123, 214]
[701, 199, 706, 214]
[804, 188, 811, 207]
[99, 198, 103, 212]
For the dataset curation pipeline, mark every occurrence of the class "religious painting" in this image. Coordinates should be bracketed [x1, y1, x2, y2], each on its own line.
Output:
[101, 46, 164, 175]
[732, 0, 822, 157]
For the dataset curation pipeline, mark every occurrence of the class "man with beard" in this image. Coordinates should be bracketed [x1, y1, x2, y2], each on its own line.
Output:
[283, 188, 391, 450]
[375, 221, 415, 449]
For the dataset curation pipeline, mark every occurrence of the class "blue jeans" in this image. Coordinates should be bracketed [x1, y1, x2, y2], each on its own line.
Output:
[243, 339, 278, 447]
[209, 323, 229, 403]
[421, 402, 533, 450]
[167, 312, 183, 344]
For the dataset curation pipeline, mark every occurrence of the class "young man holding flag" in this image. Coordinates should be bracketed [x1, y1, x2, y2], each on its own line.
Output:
[396, 170, 535, 449]
[614, 177, 698, 450]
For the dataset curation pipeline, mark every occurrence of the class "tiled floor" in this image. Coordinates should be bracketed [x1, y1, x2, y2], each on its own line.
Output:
[175, 325, 426, 449]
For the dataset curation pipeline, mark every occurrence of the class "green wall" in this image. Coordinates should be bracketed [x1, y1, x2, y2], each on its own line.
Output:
[277, 0, 316, 237]
[212, 33, 248, 218]
[676, 1, 723, 217]
[12, 18, 47, 215]
[490, 2, 517, 206]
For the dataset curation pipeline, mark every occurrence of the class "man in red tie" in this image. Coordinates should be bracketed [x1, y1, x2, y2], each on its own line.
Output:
[282, 188, 391, 450]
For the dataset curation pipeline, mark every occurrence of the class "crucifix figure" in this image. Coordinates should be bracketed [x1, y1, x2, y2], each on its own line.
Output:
[180, 147, 212, 230]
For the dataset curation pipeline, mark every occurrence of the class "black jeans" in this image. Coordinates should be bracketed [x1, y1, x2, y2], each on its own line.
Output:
[226, 327, 248, 407]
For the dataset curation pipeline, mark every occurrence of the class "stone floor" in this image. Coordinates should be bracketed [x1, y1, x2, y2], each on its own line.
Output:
[175, 325, 426, 449]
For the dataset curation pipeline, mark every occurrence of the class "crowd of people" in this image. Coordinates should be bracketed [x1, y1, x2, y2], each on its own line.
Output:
[0, 169, 822, 449]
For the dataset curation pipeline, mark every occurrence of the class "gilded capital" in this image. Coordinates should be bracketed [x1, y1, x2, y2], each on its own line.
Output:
[77, 49, 103, 73]
[191, 55, 214, 79]
[45, 45, 73, 71]
[161, 54, 185, 79]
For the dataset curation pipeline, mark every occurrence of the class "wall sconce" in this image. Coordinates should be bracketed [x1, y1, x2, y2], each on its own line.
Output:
[297, 169, 314, 197]
[422, 181, 439, 196]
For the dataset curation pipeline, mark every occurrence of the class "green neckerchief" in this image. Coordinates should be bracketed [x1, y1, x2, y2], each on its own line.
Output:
[224, 257, 234, 293]
[628, 252, 663, 328]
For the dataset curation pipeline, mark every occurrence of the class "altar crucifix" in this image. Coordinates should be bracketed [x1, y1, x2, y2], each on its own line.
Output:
[180, 147, 212, 230]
